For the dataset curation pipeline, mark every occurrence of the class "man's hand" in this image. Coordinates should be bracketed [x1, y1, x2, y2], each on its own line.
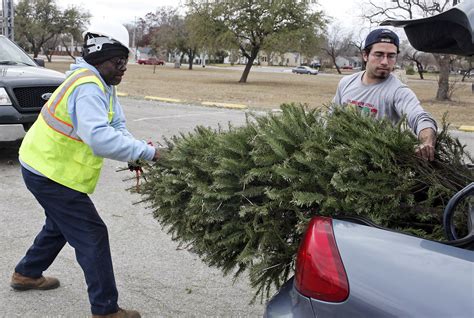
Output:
[416, 128, 436, 161]
[152, 147, 168, 161]
[128, 160, 142, 172]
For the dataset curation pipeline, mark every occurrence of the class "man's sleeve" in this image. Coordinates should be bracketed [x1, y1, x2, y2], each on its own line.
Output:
[67, 84, 155, 162]
[393, 86, 437, 136]
[110, 95, 133, 138]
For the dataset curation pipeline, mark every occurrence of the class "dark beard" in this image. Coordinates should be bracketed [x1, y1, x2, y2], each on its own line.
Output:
[375, 70, 390, 79]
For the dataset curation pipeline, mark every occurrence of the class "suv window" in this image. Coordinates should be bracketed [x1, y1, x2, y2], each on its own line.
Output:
[0, 37, 36, 66]
[0, 36, 65, 131]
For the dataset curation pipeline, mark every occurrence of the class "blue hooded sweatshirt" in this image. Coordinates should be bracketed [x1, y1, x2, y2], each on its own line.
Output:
[21, 58, 155, 175]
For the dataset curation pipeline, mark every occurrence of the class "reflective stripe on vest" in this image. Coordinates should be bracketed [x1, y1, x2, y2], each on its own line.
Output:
[40, 68, 114, 141]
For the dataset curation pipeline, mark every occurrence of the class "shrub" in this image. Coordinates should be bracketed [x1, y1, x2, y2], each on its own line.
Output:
[406, 65, 416, 75]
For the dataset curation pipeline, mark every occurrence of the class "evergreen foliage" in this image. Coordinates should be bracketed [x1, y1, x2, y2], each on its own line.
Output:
[134, 104, 473, 299]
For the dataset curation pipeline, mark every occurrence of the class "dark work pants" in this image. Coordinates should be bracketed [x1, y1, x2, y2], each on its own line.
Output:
[16, 166, 119, 315]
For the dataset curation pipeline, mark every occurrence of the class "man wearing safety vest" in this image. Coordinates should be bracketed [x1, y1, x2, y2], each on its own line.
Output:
[10, 20, 156, 318]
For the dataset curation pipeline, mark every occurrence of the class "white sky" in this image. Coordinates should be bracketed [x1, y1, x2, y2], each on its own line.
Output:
[55, 0, 383, 43]
[57, 0, 361, 27]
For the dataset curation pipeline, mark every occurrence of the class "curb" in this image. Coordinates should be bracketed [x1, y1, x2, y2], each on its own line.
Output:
[201, 101, 247, 109]
[458, 125, 474, 132]
[145, 96, 182, 103]
[136, 95, 249, 110]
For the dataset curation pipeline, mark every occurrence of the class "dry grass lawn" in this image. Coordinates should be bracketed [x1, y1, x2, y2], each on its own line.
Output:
[46, 61, 473, 127]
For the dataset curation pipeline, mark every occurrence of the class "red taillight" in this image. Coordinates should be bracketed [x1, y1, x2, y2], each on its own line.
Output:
[295, 216, 349, 302]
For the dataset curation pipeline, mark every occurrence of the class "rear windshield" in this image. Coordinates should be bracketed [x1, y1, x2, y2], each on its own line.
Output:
[0, 36, 36, 66]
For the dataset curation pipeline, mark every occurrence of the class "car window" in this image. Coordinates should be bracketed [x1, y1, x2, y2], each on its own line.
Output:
[0, 36, 36, 66]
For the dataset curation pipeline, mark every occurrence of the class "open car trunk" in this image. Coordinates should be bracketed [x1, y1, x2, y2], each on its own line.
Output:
[381, 1, 474, 56]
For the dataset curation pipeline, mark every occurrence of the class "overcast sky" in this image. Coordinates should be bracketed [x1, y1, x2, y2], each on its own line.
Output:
[57, 0, 360, 28]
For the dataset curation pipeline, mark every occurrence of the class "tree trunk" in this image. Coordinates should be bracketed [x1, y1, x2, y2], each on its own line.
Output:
[239, 57, 255, 83]
[46, 50, 52, 62]
[461, 67, 472, 82]
[239, 47, 259, 83]
[61, 38, 77, 60]
[332, 56, 341, 74]
[433, 54, 451, 101]
[416, 62, 424, 79]
[188, 50, 195, 70]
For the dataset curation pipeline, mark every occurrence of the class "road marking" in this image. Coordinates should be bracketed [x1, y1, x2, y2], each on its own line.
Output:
[117, 92, 129, 97]
[145, 96, 182, 103]
[202, 101, 247, 109]
[459, 125, 474, 132]
[133, 111, 228, 122]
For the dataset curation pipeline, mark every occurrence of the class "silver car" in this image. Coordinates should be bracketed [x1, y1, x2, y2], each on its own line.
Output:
[264, 182, 473, 317]
[292, 66, 318, 75]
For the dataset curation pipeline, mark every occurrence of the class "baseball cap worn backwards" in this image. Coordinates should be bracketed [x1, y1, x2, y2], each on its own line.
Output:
[364, 28, 400, 51]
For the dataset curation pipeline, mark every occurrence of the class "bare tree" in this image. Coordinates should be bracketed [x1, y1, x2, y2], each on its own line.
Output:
[322, 25, 353, 74]
[350, 27, 370, 71]
[400, 42, 432, 79]
[460, 56, 473, 82]
[361, 0, 460, 100]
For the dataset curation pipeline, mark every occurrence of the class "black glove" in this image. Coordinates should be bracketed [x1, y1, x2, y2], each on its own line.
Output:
[128, 160, 142, 172]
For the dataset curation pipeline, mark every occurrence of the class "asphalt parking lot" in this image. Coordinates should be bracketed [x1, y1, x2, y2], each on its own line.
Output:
[0, 98, 472, 317]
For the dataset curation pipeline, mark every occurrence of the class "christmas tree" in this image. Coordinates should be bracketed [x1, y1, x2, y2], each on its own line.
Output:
[132, 104, 473, 298]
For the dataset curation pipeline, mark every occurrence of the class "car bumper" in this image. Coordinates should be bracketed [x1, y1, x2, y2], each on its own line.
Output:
[264, 277, 315, 317]
[0, 106, 39, 125]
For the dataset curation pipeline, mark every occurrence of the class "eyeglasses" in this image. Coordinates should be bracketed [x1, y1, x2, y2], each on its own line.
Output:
[110, 57, 128, 69]
[371, 52, 397, 61]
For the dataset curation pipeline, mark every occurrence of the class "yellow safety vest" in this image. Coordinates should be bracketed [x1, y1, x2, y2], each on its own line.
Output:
[19, 68, 114, 194]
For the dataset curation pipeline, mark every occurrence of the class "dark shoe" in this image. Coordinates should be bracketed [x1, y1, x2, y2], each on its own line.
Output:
[92, 308, 141, 318]
[10, 272, 60, 291]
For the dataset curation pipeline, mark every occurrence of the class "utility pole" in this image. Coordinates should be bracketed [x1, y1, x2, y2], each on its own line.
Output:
[132, 17, 136, 49]
[1, 0, 14, 40]
[132, 16, 136, 61]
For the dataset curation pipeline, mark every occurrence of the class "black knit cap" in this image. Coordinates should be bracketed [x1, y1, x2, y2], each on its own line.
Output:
[82, 34, 129, 65]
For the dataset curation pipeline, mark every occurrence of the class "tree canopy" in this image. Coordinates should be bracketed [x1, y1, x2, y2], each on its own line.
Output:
[187, 0, 326, 82]
[14, 0, 90, 58]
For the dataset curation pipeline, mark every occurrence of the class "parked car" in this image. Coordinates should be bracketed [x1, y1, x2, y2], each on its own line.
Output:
[264, 183, 473, 317]
[292, 66, 318, 75]
[265, 2, 474, 316]
[137, 57, 165, 65]
[341, 65, 353, 70]
[0, 35, 65, 131]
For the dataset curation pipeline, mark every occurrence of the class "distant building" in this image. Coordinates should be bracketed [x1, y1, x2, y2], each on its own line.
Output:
[257, 52, 305, 67]
[135, 47, 153, 61]
[335, 56, 362, 69]
[226, 51, 319, 67]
